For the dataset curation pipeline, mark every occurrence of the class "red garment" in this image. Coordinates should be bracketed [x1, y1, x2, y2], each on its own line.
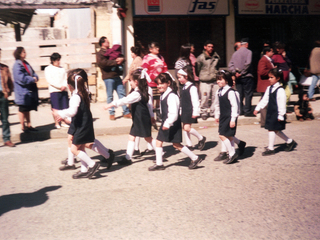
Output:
[142, 54, 168, 87]
[103, 44, 122, 60]
[22, 61, 31, 75]
[257, 55, 273, 93]
[272, 54, 290, 82]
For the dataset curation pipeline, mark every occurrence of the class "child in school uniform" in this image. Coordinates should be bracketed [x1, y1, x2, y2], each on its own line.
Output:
[254, 68, 297, 156]
[148, 73, 204, 171]
[52, 70, 100, 179]
[214, 70, 240, 164]
[56, 69, 115, 171]
[214, 71, 246, 162]
[104, 68, 157, 165]
[177, 65, 206, 150]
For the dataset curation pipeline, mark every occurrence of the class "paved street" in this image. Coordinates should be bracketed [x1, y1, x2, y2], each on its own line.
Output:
[1, 120, 320, 239]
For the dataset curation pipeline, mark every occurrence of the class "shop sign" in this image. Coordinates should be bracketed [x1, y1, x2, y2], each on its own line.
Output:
[133, 0, 229, 16]
[238, 0, 320, 15]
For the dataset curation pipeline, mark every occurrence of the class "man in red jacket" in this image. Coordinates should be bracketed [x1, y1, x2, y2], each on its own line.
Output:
[257, 46, 274, 127]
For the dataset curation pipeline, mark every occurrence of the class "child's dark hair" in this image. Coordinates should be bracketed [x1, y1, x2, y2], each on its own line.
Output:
[50, 52, 61, 63]
[181, 65, 194, 82]
[131, 68, 149, 103]
[67, 68, 90, 109]
[155, 73, 178, 94]
[268, 68, 284, 85]
[216, 70, 233, 86]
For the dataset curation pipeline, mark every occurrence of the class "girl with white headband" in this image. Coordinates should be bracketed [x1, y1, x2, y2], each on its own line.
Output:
[177, 66, 206, 151]
[104, 68, 157, 166]
[52, 69, 101, 179]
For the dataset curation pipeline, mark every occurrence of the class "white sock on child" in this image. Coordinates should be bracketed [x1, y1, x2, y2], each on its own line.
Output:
[126, 140, 135, 160]
[134, 137, 140, 151]
[77, 151, 95, 168]
[81, 161, 88, 172]
[223, 139, 235, 157]
[156, 147, 163, 165]
[181, 146, 198, 161]
[233, 137, 240, 145]
[92, 139, 110, 159]
[268, 131, 276, 150]
[220, 140, 227, 152]
[67, 147, 75, 166]
[190, 128, 203, 141]
[147, 142, 154, 151]
[276, 131, 292, 144]
[184, 131, 193, 147]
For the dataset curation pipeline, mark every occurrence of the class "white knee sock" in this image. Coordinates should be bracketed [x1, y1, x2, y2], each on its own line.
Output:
[184, 131, 193, 147]
[77, 151, 95, 168]
[92, 139, 110, 159]
[81, 161, 88, 172]
[156, 147, 163, 165]
[181, 146, 198, 161]
[276, 131, 292, 144]
[147, 141, 154, 150]
[220, 140, 227, 152]
[268, 131, 276, 150]
[223, 139, 235, 157]
[233, 137, 240, 145]
[126, 140, 135, 160]
[67, 147, 75, 166]
[190, 128, 203, 141]
[134, 137, 140, 151]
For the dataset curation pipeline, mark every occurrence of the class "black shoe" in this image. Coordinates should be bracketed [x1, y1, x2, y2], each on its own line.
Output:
[101, 149, 114, 170]
[117, 157, 132, 165]
[188, 156, 203, 169]
[141, 149, 155, 156]
[244, 113, 255, 117]
[223, 153, 238, 164]
[197, 136, 206, 151]
[285, 140, 297, 152]
[61, 158, 78, 165]
[214, 152, 228, 161]
[238, 141, 246, 156]
[72, 171, 89, 179]
[262, 148, 275, 156]
[132, 150, 141, 158]
[86, 162, 100, 179]
[59, 164, 76, 171]
[148, 164, 165, 171]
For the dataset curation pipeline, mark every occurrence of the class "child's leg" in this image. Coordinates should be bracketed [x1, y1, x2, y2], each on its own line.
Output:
[71, 144, 97, 174]
[67, 134, 75, 165]
[173, 142, 203, 169]
[219, 135, 235, 157]
[155, 140, 164, 166]
[276, 131, 292, 144]
[134, 137, 140, 151]
[183, 123, 193, 147]
[88, 139, 110, 159]
[233, 137, 240, 145]
[268, 131, 276, 150]
[125, 135, 136, 160]
[144, 137, 157, 150]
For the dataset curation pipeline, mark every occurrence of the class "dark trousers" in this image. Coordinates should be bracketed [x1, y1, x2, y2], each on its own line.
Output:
[0, 94, 11, 142]
[236, 77, 254, 115]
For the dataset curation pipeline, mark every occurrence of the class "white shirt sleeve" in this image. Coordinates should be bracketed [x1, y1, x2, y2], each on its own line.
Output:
[112, 90, 141, 107]
[148, 87, 154, 118]
[190, 85, 200, 116]
[214, 91, 220, 119]
[229, 90, 239, 122]
[277, 87, 286, 121]
[58, 94, 81, 119]
[255, 86, 270, 111]
[163, 93, 179, 129]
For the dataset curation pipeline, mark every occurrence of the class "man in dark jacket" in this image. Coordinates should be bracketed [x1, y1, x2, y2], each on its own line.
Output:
[0, 48, 15, 147]
[96, 36, 131, 120]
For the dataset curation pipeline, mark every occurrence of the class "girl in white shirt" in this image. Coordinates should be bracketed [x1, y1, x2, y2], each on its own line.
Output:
[177, 66, 206, 151]
[254, 68, 297, 156]
[148, 73, 203, 171]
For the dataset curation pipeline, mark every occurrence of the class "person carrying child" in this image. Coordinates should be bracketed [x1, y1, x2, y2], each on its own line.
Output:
[254, 68, 297, 156]
[214, 70, 240, 164]
[52, 70, 100, 179]
[177, 65, 206, 150]
[103, 40, 123, 73]
[148, 73, 204, 171]
[294, 91, 314, 121]
[104, 68, 157, 166]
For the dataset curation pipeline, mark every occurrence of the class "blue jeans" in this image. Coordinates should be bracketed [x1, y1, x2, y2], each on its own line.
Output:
[308, 74, 319, 99]
[103, 77, 130, 116]
[0, 95, 11, 142]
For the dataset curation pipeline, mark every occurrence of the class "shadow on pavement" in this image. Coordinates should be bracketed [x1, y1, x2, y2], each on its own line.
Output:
[0, 185, 62, 216]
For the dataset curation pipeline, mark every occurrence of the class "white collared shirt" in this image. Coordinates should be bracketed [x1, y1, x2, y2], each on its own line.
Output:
[214, 85, 240, 122]
[255, 82, 286, 120]
[181, 81, 200, 117]
[160, 87, 180, 128]
[58, 92, 80, 119]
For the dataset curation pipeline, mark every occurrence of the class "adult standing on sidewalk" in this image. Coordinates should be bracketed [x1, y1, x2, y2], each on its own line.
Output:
[257, 46, 274, 127]
[0, 48, 15, 147]
[196, 40, 220, 120]
[308, 40, 320, 101]
[12, 47, 39, 132]
[228, 38, 254, 116]
[96, 36, 131, 120]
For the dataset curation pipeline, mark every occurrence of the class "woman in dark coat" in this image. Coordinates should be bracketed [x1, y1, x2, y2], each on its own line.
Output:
[12, 47, 39, 131]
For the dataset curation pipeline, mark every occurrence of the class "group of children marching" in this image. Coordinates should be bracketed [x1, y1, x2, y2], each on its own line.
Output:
[52, 66, 297, 179]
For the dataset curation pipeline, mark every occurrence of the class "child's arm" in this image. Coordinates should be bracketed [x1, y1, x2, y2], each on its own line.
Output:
[147, 87, 155, 123]
[276, 88, 286, 121]
[229, 90, 240, 128]
[162, 93, 179, 130]
[52, 94, 80, 121]
[104, 90, 141, 110]
[190, 85, 200, 118]
[214, 91, 220, 123]
[254, 87, 270, 115]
